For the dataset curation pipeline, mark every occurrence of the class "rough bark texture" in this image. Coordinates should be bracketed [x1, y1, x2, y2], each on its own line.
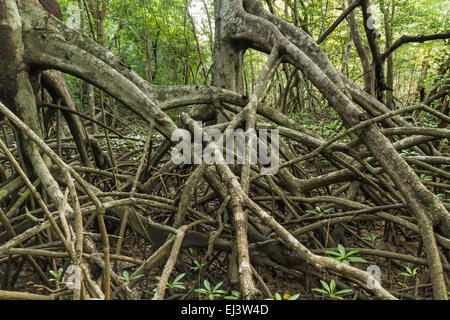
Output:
[38, 0, 62, 20]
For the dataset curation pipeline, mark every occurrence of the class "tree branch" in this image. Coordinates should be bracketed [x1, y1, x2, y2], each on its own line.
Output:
[317, 0, 361, 44]
[381, 32, 450, 61]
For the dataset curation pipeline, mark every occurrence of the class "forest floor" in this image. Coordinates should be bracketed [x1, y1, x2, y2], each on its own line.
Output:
[4, 111, 438, 301]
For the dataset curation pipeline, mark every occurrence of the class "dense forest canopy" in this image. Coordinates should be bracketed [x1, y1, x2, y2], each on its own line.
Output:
[0, 0, 448, 301]
[57, 0, 448, 105]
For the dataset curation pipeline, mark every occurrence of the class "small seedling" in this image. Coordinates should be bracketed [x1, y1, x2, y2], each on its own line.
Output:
[362, 233, 383, 242]
[400, 267, 418, 278]
[436, 194, 445, 201]
[49, 268, 64, 282]
[154, 273, 186, 292]
[224, 290, 240, 300]
[306, 207, 333, 217]
[191, 260, 207, 287]
[418, 174, 432, 182]
[194, 280, 228, 300]
[312, 279, 352, 300]
[191, 260, 207, 273]
[399, 266, 420, 298]
[120, 271, 145, 285]
[326, 244, 367, 265]
[401, 149, 419, 156]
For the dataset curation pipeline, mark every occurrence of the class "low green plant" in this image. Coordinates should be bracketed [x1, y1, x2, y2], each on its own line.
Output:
[436, 192, 448, 201]
[273, 292, 283, 300]
[305, 206, 333, 217]
[326, 244, 367, 265]
[49, 268, 64, 282]
[224, 290, 241, 300]
[312, 279, 352, 300]
[191, 260, 207, 287]
[194, 280, 227, 300]
[191, 260, 207, 273]
[120, 271, 144, 285]
[401, 149, 420, 156]
[398, 266, 419, 296]
[439, 138, 449, 148]
[154, 273, 186, 292]
[418, 174, 432, 182]
[400, 266, 418, 278]
[362, 233, 383, 242]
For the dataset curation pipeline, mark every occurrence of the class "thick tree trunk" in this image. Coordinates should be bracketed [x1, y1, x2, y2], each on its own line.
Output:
[0, 0, 50, 183]
[211, 0, 246, 123]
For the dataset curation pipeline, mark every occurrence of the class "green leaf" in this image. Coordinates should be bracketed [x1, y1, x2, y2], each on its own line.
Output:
[347, 257, 367, 263]
[330, 279, 336, 292]
[338, 244, 346, 256]
[215, 290, 228, 294]
[173, 284, 186, 290]
[194, 288, 208, 294]
[209, 293, 215, 300]
[203, 280, 211, 291]
[288, 293, 300, 300]
[213, 281, 223, 292]
[320, 280, 330, 293]
[274, 292, 282, 300]
[400, 272, 412, 277]
[325, 250, 341, 256]
[174, 273, 185, 283]
[336, 289, 353, 295]
[311, 288, 329, 294]
[131, 274, 145, 281]
[306, 209, 322, 216]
